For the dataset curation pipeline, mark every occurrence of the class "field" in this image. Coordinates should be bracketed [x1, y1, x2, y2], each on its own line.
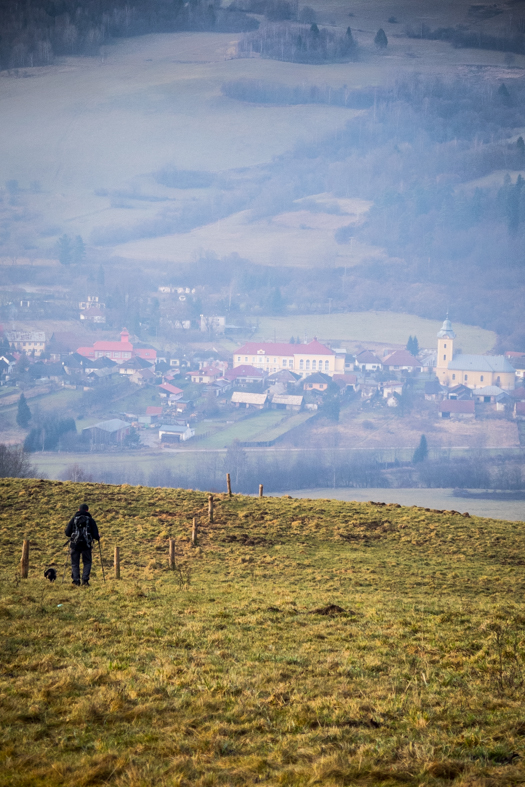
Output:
[1, 477, 525, 786]
[251, 312, 497, 353]
[197, 410, 313, 448]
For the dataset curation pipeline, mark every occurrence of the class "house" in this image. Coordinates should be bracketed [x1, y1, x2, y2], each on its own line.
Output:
[439, 400, 475, 419]
[447, 384, 473, 400]
[169, 356, 190, 372]
[514, 401, 525, 419]
[0, 353, 16, 375]
[206, 378, 232, 397]
[420, 351, 437, 372]
[382, 380, 404, 398]
[77, 328, 157, 363]
[354, 350, 382, 372]
[510, 357, 525, 380]
[80, 305, 106, 324]
[159, 424, 195, 443]
[332, 374, 359, 392]
[6, 330, 46, 356]
[119, 356, 154, 376]
[174, 399, 194, 413]
[233, 339, 345, 378]
[159, 382, 184, 403]
[138, 406, 163, 425]
[130, 368, 157, 386]
[266, 369, 301, 387]
[436, 317, 515, 389]
[231, 392, 268, 409]
[82, 418, 130, 444]
[473, 386, 509, 404]
[189, 366, 224, 384]
[382, 350, 421, 373]
[424, 380, 444, 401]
[225, 364, 266, 386]
[84, 356, 118, 374]
[271, 394, 303, 411]
[302, 372, 331, 392]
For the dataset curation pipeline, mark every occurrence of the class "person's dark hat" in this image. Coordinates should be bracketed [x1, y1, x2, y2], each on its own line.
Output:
[79, 503, 89, 512]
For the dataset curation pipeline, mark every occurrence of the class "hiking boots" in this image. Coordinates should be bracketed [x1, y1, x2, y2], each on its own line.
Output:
[82, 579, 90, 587]
[72, 580, 80, 587]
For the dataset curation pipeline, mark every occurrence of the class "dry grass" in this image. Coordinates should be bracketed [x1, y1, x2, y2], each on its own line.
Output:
[1, 478, 524, 786]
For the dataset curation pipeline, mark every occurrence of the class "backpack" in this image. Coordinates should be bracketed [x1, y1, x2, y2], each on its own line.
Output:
[71, 514, 93, 548]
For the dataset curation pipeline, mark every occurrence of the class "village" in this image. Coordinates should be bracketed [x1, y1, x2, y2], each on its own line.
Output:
[1, 314, 524, 454]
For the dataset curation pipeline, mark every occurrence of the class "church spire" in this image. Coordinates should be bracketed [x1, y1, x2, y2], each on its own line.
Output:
[437, 315, 456, 339]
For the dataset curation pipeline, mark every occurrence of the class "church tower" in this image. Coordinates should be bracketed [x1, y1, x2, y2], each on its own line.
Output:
[436, 316, 456, 385]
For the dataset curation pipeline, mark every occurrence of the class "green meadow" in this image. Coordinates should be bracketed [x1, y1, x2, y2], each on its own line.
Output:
[1, 477, 524, 786]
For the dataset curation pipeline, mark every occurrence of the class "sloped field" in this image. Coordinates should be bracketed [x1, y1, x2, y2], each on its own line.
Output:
[1, 478, 524, 786]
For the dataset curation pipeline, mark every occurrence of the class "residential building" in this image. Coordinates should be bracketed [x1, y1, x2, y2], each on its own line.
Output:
[189, 366, 224, 384]
[6, 330, 46, 356]
[77, 329, 157, 363]
[271, 394, 303, 411]
[332, 374, 359, 393]
[447, 384, 473, 400]
[233, 339, 345, 378]
[382, 381, 404, 398]
[303, 372, 331, 392]
[354, 350, 382, 372]
[473, 386, 509, 404]
[382, 350, 421, 373]
[119, 356, 154, 375]
[435, 317, 515, 389]
[159, 382, 184, 403]
[225, 365, 266, 386]
[510, 357, 525, 380]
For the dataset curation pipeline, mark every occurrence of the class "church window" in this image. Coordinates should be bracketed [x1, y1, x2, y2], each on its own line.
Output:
[443, 355, 446, 361]
[444, 344, 447, 348]
[480, 375, 484, 382]
[452, 374, 455, 380]
[464, 374, 468, 381]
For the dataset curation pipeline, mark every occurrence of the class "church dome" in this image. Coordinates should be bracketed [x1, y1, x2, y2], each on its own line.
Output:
[437, 317, 456, 339]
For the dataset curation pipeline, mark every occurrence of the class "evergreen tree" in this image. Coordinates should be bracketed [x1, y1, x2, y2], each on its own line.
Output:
[374, 28, 388, 49]
[517, 136, 525, 161]
[310, 23, 320, 37]
[412, 434, 428, 464]
[57, 234, 73, 265]
[72, 235, 85, 264]
[16, 393, 31, 428]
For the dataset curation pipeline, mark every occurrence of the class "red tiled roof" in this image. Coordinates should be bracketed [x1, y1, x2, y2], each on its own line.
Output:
[159, 383, 183, 395]
[146, 406, 163, 415]
[440, 400, 475, 413]
[235, 339, 334, 356]
[225, 365, 265, 380]
[382, 350, 420, 366]
[333, 374, 357, 384]
[505, 351, 525, 358]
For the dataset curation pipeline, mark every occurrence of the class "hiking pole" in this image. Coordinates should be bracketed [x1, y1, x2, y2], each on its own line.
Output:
[97, 540, 106, 583]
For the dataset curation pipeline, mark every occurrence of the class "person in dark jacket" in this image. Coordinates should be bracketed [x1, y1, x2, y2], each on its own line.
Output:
[65, 503, 100, 587]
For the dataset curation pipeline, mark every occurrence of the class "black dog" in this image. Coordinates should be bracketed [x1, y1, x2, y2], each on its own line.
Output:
[44, 568, 57, 582]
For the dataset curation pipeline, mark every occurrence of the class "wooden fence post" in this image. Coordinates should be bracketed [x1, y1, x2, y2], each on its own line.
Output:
[114, 546, 120, 579]
[259, 484, 263, 498]
[169, 538, 176, 570]
[20, 540, 29, 579]
[192, 518, 198, 547]
[208, 494, 214, 524]
[226, 473, 232, 497]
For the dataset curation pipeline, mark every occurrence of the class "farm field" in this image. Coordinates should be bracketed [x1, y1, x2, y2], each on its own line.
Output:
[251, 312, 497, 353]
[197, 409, 303, 448]
[0, 477, 524, 786]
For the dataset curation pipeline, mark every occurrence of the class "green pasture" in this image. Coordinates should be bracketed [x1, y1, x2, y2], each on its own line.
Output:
[197, 409, 288, 448]
[0, 477, 524, 786]
[251, 311, 497, 353]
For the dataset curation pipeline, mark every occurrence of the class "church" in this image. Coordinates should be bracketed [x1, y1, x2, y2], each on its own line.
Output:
[435, 318, 515, 390]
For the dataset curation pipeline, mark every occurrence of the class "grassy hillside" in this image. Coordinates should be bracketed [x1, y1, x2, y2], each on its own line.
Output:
[1, 477, 524, 786]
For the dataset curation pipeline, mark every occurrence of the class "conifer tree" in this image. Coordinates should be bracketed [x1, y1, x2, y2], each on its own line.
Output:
[374, 28, 388, 49]
[413, 434, 428, 464]
[16, 393, 31, 428]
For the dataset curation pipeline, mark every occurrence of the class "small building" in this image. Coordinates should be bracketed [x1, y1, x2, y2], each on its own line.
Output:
[511, 358, 525, 380]
[200, 315, 226, 334]
[473, 386, 509, 404]
[130, 368, 157, 386]
[439, 400, 475, 419]
[382, 350, 421, 373]
[271, 394, 303, 411]
[302, 372, 331, 392]
[6, 330, 46, 356]
[159, 382, 184, 403]
[231, 391, 268, 409]
[382, 380, 404, 398]
[355, 350, 382, 372]
[332, 374, 359, 392]
[360, 382, 380, 399]
[206, 378, 232, 397]
[424, 380, 444, 401]
[420, 351, 436, 372]
[266, 369, 301, 387]
[174, 399, 194, 413]
[119, 356, 154, 376]
[139, 406, 163, 425]
[82, 418, 130, 444]
[159, 424, 195, 443]
[189, 366, 224, 384]
[448, 384, 473, 400]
